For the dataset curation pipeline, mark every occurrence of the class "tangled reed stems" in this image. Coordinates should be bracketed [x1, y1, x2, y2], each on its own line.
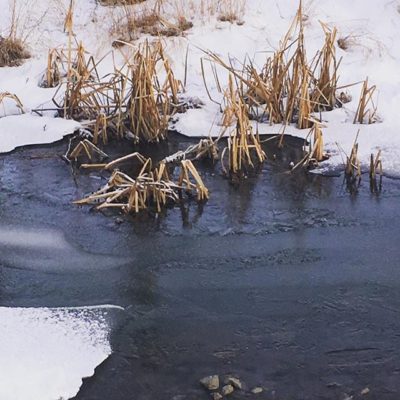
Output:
[221, 75, 266, 177]
[75, 153, 209, 214]
[48, 39, 182, 144]
[204, 2, 342, 132]
[354, 78, 378, 124]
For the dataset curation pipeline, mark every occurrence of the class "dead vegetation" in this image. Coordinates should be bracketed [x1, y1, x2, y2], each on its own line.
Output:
[0, 36, 30, 67]
[0, 92, 24, 116]
[217, 0, 246, 24]
[110, 2, 193, 42]
[344, 132, 362, 183]
[220, 75, 266, 177]
[74, 153, 209, 214]
[354, 78, 378, 124]
[45, 39, 182, 144]
[369, 150, 382, 180]
[204, 2, 342, 136]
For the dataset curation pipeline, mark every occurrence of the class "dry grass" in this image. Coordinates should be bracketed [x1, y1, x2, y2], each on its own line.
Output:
[221, 75, 266, 177]
[75, 154, 209, 214]
[0, 36, 30, 67]
[204, 3, 341, 132]
[369, 150, 382, 180]
[354, 78, 378, 124]
[110, 2, 193, 42]
[345, 132, 362, 182]
[99, 0, 146, 5]
[217, 0, 246, 24]
[49, 39, 181, 143]
[0, 92, 24, 115]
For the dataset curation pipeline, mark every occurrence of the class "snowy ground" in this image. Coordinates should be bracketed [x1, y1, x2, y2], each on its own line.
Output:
[0, 1, 399, 399]
[0, 0, 399, 172]
[1, 0, 399, 173]
[0, 305, 122, 400]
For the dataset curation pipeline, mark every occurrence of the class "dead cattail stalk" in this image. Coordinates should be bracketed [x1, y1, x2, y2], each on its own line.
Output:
[369, 150, 382, 180]
[178, 160, 209, 201]
[68, 139, 108, 161]
[354, 78, 378, 124]
[221, 77, 266, 177]
[345, 131, 362, 180]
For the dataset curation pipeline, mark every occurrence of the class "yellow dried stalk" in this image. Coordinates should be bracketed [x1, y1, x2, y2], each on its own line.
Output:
[313, 23, 340, 110]
[194, 138, 219, 161]
[206, 1, 345, 129]
[369, 150, 382, 180]
[162, 138, 219, 163]
[75, 156, 209, 213]
[178, 160, 209, 201]
[0, 92, 24, 115]
[44, 49, 62, 88]
[93, 113, 108, 145]
[104, 152, 148, 171]
[345, 133, 362, 179]
[126, 41, 172, 142]
[307, 122, 326, 163]
[68, 139, 108, 161]
[221, 78, 266, 176]
[297, 67, 313, 129]
[354, 78, 378, 124]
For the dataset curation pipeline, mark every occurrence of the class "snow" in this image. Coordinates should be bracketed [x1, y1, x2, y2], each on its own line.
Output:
[0, 114, 81, 153]
[0, 0, 399, 172]
[0, 305, 123, 400]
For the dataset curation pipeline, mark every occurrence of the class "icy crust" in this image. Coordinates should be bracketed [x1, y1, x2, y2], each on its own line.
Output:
[0, 306, 121, 400]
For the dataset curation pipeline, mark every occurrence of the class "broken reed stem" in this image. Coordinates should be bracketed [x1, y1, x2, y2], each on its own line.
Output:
[75, 152, 209, 214]
[369, 150, 383, 180]
[354, 78, 378, 124]
[345, 131, 361, 180]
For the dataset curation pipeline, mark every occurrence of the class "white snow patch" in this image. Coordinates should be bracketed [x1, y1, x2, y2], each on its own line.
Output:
[0, 114, 80, 153]
[0, 305, 121, 400]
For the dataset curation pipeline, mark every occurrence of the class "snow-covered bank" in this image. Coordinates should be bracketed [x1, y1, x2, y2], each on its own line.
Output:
[0, 114, 81, 153]
[0, 305, 122, 400]
[0, 0, 399, 172]
[171, 0, 400, 175]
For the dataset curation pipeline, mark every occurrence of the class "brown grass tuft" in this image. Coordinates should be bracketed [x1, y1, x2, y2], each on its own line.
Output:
[0, 36, 30, 67]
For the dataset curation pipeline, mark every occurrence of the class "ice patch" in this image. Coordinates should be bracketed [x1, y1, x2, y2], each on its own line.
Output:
[0, 305, 121, 400]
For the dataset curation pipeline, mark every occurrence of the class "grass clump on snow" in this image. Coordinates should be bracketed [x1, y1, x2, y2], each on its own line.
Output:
[0, 36, 30, 67]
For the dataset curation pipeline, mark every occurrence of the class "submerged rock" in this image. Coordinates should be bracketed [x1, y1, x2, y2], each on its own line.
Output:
[211, 393, 223, 400]
[200, 375, 220, 391]
[251, 387, 263, 394]
[222, 384, 234, 396]
[226, 377, 243, 390]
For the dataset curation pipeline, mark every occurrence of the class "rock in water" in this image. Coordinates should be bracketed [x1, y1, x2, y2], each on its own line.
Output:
[251, 387, 263, 394]
[200, 375, 220, 391]
[222, 384, 234, 396]
[211, 393, 223, 400]
[227, 377, 242, 390]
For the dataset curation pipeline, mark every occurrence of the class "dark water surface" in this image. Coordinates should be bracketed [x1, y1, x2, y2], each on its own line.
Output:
[1, 134, 400, 400]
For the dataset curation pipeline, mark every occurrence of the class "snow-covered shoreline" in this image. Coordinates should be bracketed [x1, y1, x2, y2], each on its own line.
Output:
[0, 305, 122, 400]
[1, 0, 399, 174]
